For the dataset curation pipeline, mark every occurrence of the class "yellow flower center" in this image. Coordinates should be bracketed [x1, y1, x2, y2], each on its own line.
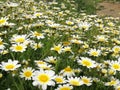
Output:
[81, 60, 92, 67]
[109, 80, 116, 85]
[112, 64, 120, 70]
[67, 21, 73, 25]
[5, 64, 15, 70]
[35, 13, 42, 17]
[38, 74, 50, 83]
[74, 40, 80, 44]
[64, 67, 72, 72]
[82, 26, 87, 29]
[91, 51, 98, 56]
[82, 78, 89, 84]
[64, 47, 71, 52]
[70, 80, 80, 86]
[55, 77, 63, 83]
[34, 32, 42, 37]
[15, 38, 25, 43]
[108, 22, 114, 26]
[114, 47, 120, 53]
[63, 41, 70, 46]
[34, 44, 42, 49]
[117, 87, 120, 90]
[109, 70, 114, 75]
[37, 61, 45, 64]
[54, 46, 61, 52]
[60, 87, 71, 90]
[83, 44, 89, 48]
[15, 45, 23, 51]
[0, 19, 6, 24]
[49, 59, 56, 63]
[99, 37, 105, 42]
[24, 71, 32, 77]
[0, 41, 3, 45]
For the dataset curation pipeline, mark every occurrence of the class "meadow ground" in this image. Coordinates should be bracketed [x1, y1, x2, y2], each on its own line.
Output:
[97, 1, 120, 18]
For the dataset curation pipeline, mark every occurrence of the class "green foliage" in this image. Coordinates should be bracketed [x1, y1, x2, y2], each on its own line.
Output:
[75, 0, 101, 14]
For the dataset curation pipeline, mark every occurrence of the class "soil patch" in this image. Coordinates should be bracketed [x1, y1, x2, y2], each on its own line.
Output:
[97, 1, 120, 18]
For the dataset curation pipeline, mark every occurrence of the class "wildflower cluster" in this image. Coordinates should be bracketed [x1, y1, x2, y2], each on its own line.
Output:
[0, 0, 120, 90]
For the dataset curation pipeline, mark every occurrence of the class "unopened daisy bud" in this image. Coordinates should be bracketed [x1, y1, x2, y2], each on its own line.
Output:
[101, 69, 107, 74]
[22, 60, 29, 65]
[25, 61, 29, 65]
[93, 78, 100, 83]
[6, 88, 11, 90]
[0, 73, 3, 78]
[12, 70, 17, 76]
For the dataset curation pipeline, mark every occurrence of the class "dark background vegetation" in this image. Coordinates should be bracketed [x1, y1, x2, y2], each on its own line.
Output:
[44, 0, 120, 14]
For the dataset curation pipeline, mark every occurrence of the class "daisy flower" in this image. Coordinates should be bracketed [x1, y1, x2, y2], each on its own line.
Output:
[0, 38, 6, 50]
[10, 44, 27, 52]
[71, 35, 80, 39]
[30, 42, 43, 50]
[54, 75, 66, 84]
[35, 60, 52, 70]
[77, 57, 96, 68]
[20, 67, 34, 80]
[108, 22, 115, 27]
[0, 50, 9, 55]
[81, 76, 93, 86]
[66, 20, 74, 25]
[51, 44, 63, 54]
[82, 43, 89, 49]
[60, 66, 75, 77]
[112, 46, 120, 54]
[55, 84, 73, 90]
[68, 77, 83, 86]
[62, 46, 73, 53]
[88, 49, 101, 57]
[0, 17, 8, 26]
[114, 85, 120, 90]
[44, 56, 57, 64]
[112, 38, 120, 44]
[45, 20, 54, 25]
[32, 69, 55, 90]
[105, 78, 119, 86]
[34, 12, 43, 18]
[31, 31, 45, 39]
[10, 34, 30, 44]
[95, 18, 103, 23]
[48, 23, 60, 28]
[96, 35, 108, 42]
[32, 22, 44, 27]
[78, 21, 91, 31]
[70, 39, 83, 44]
[7, 2, 19, 7]
[108, 69, 116, 75]
[109, 60, 120, 71]
[0, 59, 21, 71]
